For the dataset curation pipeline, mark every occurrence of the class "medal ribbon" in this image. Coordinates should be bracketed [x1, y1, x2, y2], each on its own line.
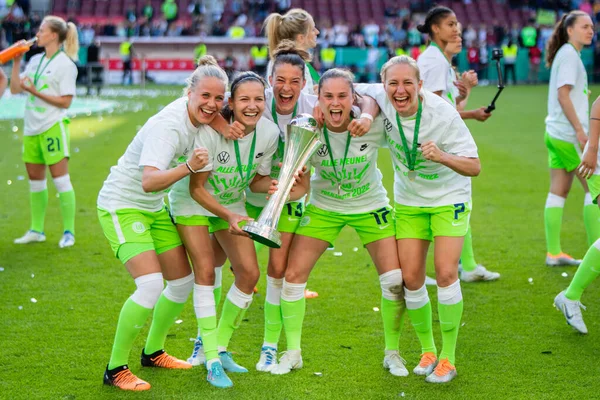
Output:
[33, 50, 61, 86]
[394, 98, 422, 172]
[322, 116, 353, 188]
[271, 97, 297, 159]
[232, 117, 257, 185]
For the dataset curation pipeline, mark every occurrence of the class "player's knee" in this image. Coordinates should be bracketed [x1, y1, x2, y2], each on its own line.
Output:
[163, 273, 194, 303]
[281, 279, 306, 302]
[53, 174, 73, 193]
[434, 267, 458, 288]
[131, 272, 164, 308]
[401, 268, 423, 289]
[379, 269, 403, 301]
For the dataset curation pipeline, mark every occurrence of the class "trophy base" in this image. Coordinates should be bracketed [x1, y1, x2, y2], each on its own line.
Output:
[243, 221, 282, 248]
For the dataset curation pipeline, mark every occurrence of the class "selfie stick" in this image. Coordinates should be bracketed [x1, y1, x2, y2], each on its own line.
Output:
[485, 50, 505, 113]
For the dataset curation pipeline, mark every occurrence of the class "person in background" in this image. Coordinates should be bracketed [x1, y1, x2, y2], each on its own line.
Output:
[142, 0, 154, 22]
[467, 41, 479, 74]
[502, 39, 518, 85]
[162, 0, 178, 29]
[120, 37, 134, 86]
[528, 45, 542, 84]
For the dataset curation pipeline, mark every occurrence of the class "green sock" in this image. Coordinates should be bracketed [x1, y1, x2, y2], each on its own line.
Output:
[281, 298, 306, 350]
[108, 298, 152, 369]
[583, 203, 600, 247]
[438, 301, 463, 365]
[213, 286, 222, 308]
[381, 297, 404, 351]
[30, 189, 48, 233]
[216, 298, 248, 350]
[545, 206, 563, 255]
[264, 301, 282, 345]
[198, 315, 218, 360]
[406, 301, 436, 354]
[460, 225, 478, 272]
[565, 244, 600, 301]
[144, 294, 185, 354]
[58, 190, 76, 233]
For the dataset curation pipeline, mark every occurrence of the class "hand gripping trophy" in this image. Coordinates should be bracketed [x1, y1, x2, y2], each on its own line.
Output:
[243, 113, 322, 248]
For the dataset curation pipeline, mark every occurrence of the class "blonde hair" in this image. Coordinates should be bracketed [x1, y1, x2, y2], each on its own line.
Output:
[184, 55, 228, 95]
[380, 55, 420, 82]
[263, 8, 314, 60]
[43, 16, 79, 61]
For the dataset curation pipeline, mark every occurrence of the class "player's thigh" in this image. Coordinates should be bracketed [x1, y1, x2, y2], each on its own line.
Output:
[267, 232, 295, 278]
[433, 236, 464, 287]
[175, 217, 215, 284]
[42, 120, 71, 167]
[286, 234, 330, 284]
[295, 204, 345, 248]
[396, 238, 429, 290]
[214, 229, 260, 291]
[365, 236, 401, 275]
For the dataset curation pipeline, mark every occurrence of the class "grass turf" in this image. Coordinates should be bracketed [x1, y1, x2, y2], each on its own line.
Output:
[1, 85, 599, 399]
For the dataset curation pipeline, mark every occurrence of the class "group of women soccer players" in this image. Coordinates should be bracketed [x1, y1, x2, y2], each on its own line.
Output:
[8, 3, 600, 394]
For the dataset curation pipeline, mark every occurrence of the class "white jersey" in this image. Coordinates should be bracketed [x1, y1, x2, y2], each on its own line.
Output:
[545, 44, 589, 144]
[245, 88, 318, 207]
[355, 84, 478, 207]
[308, 116, 390, 213]
[97, 97, 201, 212]
[417, 44, 457, 107]
[266, 60, 316, 95]
[169, 116, 279, 217]
[21, 51, 78, 136]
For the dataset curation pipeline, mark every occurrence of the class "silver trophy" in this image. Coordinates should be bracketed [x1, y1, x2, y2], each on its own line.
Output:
[243, 113, 322, 248]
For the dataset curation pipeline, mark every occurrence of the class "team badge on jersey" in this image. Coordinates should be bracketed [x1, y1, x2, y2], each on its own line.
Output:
[217, 151, 230, 164]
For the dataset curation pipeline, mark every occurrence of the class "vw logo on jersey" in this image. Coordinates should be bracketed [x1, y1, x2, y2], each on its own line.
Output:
[316, 144, 329, 157]
[217, 151, 230, 164]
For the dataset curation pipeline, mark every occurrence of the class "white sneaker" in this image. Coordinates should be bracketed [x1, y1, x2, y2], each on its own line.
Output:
[425, 276, 437, 286]
[554, 291, 588, 334]
[187, 336, 206, 366]
[58, 231, 75, 248]
[14, 230, 46, 244]
[460, 265, 500, 282]
[425, 359, 457, 383]
[256, 346, 278, 372]
[383, 351, 409, 377]
[270, 350, 303, 375]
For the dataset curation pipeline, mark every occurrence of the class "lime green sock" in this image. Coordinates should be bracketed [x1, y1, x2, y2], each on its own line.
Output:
[406, 301, 436, 354]
[198, 315, 218, 360]
[583, 204, 600, 247]
[108, 298, 152, 369]
[213, 286, 222, 307]
[438, 300, 463, 365]
[460, 225, 478, 272]
[381, 297, 404, 351]
[58, 190, 76, 233]
[281, 298, 306, 350]
[264, 301, 282, 345]
[216, 298, 249, 350]
[144, 294, 185, 354]
[565, 244, 600, 301]
[30, 189, 48, 233]
[545, 206, 563, 255]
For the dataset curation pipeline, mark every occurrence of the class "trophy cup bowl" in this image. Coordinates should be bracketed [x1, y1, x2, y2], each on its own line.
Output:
[242, 113, 322, 248]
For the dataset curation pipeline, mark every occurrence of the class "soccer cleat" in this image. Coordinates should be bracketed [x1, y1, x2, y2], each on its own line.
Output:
[383, 351, 409, 377]
[270, 350, 303, 375]
[425, 358, 457, 383]
[413, 352, 438, 376]
[554, 291, 588, 334]
[219, 351, 248, 373]
[103, 364, 151, 391]
[206, 361, 233, 388]
[141, 349, 192, 369]
[460, 265, 500, 282]
[256, 346, 278, 372]
[14, 230, 46, 244]
[546, 253, 582, 267]
[58, 231, 75, 248]
[425, 276, 437, 286]
[188, 336, 206, 366]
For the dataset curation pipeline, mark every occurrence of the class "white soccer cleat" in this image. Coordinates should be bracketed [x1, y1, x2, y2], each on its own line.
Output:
[546, 253, 582, 267]
[460, 265, 500, 282]
[256, 346, 278, 372]
[425, 276, 437, 286]
[187, 336, 206, 366]
[413, 352, 438, 376]
[425, 359, 457, 383]
[58, 231, 75, 248]
[554, 291, 588, 334]
[270, 350, 303, 375]
[383, 351, 409, 377]
[14, 230, 46, 244]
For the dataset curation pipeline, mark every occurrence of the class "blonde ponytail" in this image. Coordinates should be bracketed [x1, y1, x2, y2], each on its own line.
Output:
[64, 22, 80, 61]
[263, 8, 314, 59]
[263, 13, 284, 59]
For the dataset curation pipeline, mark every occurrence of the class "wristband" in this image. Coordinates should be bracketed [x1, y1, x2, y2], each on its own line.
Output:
[185, 161, 198, 174]
[360, 113, 374, 122]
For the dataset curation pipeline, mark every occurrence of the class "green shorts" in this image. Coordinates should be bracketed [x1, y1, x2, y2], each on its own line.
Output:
[23, 119, 71, 165]
[174, 215, 247, 233]
[296, 204, 395, 247]
[245, 201, 304, 234]
[395, 202, 471, 241]
[97, 206, 182, 264]
[588, 175, 600, 204]
[545, 131, 581, 172]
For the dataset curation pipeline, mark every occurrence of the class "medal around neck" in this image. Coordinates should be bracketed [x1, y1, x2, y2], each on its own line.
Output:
[243, 113, 322, 248]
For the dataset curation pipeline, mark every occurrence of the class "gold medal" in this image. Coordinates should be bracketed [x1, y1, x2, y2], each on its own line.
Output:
[408, 170, 417, 181]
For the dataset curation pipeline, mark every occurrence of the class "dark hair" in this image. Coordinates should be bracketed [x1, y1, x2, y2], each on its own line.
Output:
[221, 71, 266, 120]
[416, 6, 454, 36]
[270, 39, 309, 79]
[546, 10, 589, 67]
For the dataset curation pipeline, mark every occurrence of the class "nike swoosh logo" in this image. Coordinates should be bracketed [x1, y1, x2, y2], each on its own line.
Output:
[379, 225, 389, 230]
[283, 315, 296, 319]
[563, 305, 573, 320]
[288, 217, 299, 222]
[452, 222, 464, 226]
[134, 324, 144, 329]
[267, 320, 280, 325]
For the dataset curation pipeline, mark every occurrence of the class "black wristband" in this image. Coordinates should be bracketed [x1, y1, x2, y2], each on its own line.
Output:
[185, 161, 195, 174]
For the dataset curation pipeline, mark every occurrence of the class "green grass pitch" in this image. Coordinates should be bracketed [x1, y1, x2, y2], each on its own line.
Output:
[1, 85, 599, 399]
